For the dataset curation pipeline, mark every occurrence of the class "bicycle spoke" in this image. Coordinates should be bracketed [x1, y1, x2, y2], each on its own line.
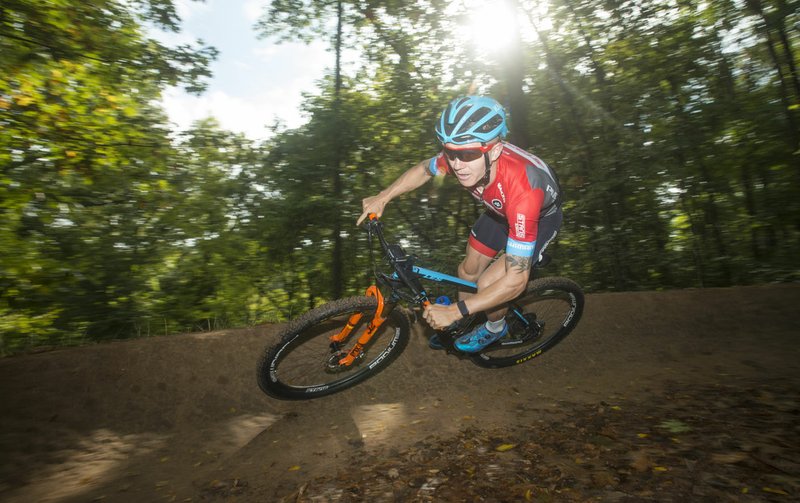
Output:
[258, 296, 410, 398]
[472, 278, 584, 368]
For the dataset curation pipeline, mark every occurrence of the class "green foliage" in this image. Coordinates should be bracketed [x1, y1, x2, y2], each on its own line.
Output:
[0, 0, 217, 352]
[2, 0, 798, 353]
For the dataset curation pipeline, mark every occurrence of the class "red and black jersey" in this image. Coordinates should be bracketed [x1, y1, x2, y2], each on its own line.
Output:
[428, 142, 561, 257]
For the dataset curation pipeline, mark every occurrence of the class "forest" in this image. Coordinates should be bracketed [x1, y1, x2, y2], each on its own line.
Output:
[1, 0, 798, 354]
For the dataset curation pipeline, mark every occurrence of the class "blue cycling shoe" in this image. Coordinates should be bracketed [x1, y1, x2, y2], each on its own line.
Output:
[454, 322, 508, 353]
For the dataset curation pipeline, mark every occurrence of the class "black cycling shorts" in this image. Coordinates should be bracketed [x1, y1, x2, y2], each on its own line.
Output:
[468, 207, 563, 260]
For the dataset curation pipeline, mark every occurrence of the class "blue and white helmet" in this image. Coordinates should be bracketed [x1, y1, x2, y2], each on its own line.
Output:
[435, 96, 509, 145]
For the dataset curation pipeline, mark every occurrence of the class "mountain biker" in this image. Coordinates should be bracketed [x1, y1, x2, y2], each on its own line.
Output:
[356, 96, 562, 353]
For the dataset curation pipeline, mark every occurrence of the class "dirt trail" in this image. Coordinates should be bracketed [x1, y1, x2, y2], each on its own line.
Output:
[1, 284, 798, 502]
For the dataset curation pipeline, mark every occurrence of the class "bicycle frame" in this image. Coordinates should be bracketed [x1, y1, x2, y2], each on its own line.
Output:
[259, 215, 583, 399]
[396, 266, 477, 292]
[331, 214, 480, 366]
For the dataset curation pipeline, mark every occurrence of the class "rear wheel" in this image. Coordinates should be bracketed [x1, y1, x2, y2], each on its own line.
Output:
[257, 296, 410, 400]
[471, 276, 584, 368]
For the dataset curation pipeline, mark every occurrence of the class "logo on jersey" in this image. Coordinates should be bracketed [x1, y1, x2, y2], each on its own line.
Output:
[515, 213, 526, 238]
[497, 183, 506, 202]
[491, 199, 503, 209]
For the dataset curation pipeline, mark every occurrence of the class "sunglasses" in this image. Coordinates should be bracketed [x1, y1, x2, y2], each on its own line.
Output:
[442, 143, 495, 163]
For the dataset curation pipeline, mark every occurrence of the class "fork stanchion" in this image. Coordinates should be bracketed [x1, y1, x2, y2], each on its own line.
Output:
[338, 285, 387, 367]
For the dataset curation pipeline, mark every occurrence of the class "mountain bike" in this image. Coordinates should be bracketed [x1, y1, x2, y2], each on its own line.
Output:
[257, 214, 584, 400]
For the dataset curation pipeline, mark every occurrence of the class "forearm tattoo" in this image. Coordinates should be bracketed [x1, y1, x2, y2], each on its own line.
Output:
[505, 254, 533, 273]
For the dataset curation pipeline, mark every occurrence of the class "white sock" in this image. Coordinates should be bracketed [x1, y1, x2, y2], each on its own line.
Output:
[485, 318, 506, 333]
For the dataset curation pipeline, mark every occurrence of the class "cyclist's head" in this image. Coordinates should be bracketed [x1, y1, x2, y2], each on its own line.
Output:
[435, 95, 508, 146]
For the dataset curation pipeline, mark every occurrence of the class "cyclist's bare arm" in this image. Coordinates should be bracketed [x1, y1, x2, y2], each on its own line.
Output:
[423, 253, 531, 329]
[356, 160, 434, 225]
[460, 253, 532, 314]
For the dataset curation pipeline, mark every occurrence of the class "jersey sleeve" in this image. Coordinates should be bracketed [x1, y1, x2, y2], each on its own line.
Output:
[504, 187, 544, 257]
[427, 152, 451, 176]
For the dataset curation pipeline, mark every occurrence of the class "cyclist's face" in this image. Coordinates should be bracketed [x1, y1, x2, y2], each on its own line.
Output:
[443, 141, 499, 186]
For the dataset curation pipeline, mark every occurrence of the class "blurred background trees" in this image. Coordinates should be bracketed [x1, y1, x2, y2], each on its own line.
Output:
[2, 0, 798, 353]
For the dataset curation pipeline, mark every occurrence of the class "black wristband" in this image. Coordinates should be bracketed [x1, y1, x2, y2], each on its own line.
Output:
[456, 300, 470, 317]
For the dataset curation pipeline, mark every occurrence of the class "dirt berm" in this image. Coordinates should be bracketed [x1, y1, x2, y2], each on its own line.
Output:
[1, 284, 798, 502]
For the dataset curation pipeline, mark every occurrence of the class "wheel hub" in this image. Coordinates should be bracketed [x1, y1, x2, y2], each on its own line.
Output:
[505, 313, 542, 344]
[325, 350, 365, 372]
[325, 351, 349, 372]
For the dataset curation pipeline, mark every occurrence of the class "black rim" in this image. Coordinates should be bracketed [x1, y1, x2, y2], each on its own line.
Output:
[474, 285, 580, 363]
[267, 308, 404, 395]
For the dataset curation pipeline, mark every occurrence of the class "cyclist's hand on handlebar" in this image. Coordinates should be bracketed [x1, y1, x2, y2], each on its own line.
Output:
[356, 194, 388, 226]
[423, 303, 462, 331]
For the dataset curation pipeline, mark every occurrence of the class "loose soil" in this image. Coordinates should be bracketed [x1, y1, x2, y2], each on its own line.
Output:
[1, 284, 798, 502]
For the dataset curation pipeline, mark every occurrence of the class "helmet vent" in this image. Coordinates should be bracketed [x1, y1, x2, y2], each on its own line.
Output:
[451, 106, 470, 126]
[480, 115, 503, 133]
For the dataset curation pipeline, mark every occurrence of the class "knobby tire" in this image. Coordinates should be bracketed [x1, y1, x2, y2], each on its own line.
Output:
[257, 296, 410, 400]
[471, 276, 584, 368]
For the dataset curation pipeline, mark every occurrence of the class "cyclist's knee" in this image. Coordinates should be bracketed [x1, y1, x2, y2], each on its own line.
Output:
[476, 271, 492, 290]
[458, 259, 481, 283]
[476, 267, 501, 291]
[475, 257, 509, 291]
[459, 252, 494, 282]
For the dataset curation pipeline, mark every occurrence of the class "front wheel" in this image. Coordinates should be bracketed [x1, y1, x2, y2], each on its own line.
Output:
[471, 276, 584, 368]
[257, 296, 410, 400]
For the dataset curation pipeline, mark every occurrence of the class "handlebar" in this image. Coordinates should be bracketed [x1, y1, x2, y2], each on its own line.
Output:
[363, 213, 385, 250]
[362, 214, 427, 303]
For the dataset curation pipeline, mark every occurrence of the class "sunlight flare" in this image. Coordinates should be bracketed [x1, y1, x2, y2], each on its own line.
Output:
[461, 0, 518, 56]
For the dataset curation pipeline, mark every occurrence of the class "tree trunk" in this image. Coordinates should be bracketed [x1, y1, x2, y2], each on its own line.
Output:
[501, 0, 531, 149]
[745, 0, 800, 150]
[331, 0, 344, 299]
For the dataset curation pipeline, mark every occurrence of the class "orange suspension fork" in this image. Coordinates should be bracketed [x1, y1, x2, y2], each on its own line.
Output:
[335, 285, 387, 367]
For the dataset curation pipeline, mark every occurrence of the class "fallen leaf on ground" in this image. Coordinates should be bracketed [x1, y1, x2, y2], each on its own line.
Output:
[711, 452, 748, 464]
[630, 451, 653, 472]
[658, 419, 691, 433]
[762, 487, 789, 496]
